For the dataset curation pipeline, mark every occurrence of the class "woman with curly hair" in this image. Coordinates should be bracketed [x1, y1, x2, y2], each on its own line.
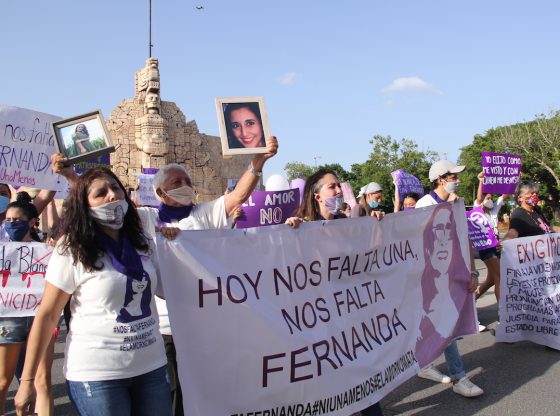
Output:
[14, 168, 171, 416]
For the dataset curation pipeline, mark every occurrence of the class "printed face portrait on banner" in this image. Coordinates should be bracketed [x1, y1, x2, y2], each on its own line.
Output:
[415, 203, 473, 367]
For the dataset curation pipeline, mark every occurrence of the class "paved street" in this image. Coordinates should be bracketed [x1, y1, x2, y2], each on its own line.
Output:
[5, 260, 559, 415]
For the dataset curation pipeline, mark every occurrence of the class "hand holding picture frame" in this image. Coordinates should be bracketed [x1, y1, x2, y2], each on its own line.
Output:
[215, 97, 271, 157]
[52, 110, 115, 165]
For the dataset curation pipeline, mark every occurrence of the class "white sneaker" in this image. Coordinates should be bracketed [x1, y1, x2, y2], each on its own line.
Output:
[452, 376, 484, 397]
[417, 365, 452, 384]
[478, 324, 487, 332]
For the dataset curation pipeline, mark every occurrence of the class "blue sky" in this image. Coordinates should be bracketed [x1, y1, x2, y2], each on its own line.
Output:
[2, 1, 560, 181]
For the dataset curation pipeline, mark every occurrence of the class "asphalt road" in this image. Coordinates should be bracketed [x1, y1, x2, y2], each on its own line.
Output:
[5, 260, 559, 415]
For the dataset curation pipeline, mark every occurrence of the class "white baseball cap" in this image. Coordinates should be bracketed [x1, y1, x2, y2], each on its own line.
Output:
[429, 160, 465, 182]
[364, 182, 383, 194]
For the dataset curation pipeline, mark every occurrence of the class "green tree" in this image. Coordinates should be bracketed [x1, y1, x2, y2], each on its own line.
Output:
[459, 111, 560, 218]
[317, 163, 355, 183]
[350, 135, 438, 210]
[284, 162, 314, 182]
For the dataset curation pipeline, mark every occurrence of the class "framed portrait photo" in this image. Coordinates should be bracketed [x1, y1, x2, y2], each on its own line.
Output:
[52, 110, 115, 165]
[215, 97, 271, 156]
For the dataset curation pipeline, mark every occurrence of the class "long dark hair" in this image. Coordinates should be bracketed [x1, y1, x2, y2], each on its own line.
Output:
[59, 167, 149, 272]
[75, 123, 89, 136]
[295, 169, 338, 222]
[223, 102, 265, 149]
[7, 192, 40, 242]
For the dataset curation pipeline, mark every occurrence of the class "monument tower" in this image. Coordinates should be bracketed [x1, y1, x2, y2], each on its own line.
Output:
[106, 4, 250, 200]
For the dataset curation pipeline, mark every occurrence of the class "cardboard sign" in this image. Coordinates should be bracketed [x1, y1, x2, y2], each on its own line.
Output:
[466, 207, 499, 250]
[481, 152, 521, 194]
[0, 105, 67, 191]
[391, 169, 424, 200]
[137, 174, 159, 207]
[236, 189, 300, 228]
[0, 242, 52, 317]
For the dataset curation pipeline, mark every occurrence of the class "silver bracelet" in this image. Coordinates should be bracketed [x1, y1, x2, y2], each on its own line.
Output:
[247, 164, 262, 177]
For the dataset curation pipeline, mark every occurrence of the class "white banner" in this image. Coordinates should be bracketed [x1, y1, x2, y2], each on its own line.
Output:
[0, 105, 68, 191]
[496, 233, 560, 347]
[0, 242, 52, 317]
[157, 201, 477, 416]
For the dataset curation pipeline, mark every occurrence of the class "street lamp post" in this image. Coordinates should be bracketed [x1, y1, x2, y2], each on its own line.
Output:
[313, 156, 321, 168]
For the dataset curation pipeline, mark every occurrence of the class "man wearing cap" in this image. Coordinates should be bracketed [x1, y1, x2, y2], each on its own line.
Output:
[415, 160, 484, 398]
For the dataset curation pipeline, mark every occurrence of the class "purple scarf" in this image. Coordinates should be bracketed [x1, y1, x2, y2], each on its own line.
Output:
[157, 203, 192, 223]
[429, 190, 446, 204]
[95, 229, 144, 281]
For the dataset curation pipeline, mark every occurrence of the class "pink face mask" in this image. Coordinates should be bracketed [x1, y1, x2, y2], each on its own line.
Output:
[323, 195, 344, 215]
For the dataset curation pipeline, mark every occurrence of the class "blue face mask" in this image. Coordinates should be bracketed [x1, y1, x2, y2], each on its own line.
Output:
[403, 206, 415, 211]
[5, 220, 30, 242]
[0, 196, 10, 214]
[368, 200, 379, 209]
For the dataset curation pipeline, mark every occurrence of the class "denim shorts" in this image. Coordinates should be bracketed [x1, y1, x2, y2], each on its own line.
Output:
[0, 317, 33, 344]
[479, 246, 500, 261]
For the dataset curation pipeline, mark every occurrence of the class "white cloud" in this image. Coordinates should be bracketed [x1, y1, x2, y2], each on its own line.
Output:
[381, 76, 443, 95]
[276, 71, 298, 86]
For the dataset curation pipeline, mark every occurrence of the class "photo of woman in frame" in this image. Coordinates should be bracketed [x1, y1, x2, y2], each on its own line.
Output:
[53, 110, 115, 165]
[215, 97, 270, 156]
[223, 102, 266, 149]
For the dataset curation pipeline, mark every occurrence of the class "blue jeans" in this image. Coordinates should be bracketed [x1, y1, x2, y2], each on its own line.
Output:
[67, 365, 172, 416]
[444, 340, 466, 381]
[361, 402, 384, 415]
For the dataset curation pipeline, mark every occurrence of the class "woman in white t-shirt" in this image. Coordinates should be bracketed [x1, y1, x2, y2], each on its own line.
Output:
[14, 168, 171, 416]
[473, 171, 508, 301]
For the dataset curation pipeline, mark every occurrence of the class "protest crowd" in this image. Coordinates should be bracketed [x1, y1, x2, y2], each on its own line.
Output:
[0, 120, 558, 416]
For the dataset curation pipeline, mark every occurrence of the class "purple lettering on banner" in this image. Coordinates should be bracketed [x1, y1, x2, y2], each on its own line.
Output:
[481, 152, 521, 194]
[466, 207, 499, 250]
[74, 154, 111, 174]
[236, 189, 300, 229]
[390, 169, 424, 200]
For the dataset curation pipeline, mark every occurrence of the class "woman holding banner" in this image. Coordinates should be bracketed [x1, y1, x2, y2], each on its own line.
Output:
[0, 193, 56, 416]
[136, 136, 278, 416]
[14, 167, 173, 416]
[473, 172, 508, 301]
[285, 169, 384, 416]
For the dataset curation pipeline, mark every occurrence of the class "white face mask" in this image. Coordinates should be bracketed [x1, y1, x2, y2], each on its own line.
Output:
[443, 179, 459, 194]
[163, 185, 195, 206]
[89, 200, 129, 230]
[483, 200, 494, 209]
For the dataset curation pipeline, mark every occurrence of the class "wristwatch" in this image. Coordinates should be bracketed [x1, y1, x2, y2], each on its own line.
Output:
[470, 270, 480, 278]
[247, 164, 262, 177]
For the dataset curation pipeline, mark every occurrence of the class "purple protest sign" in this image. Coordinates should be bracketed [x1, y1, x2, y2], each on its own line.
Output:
[235, 189, 300, 229]
[143, 168, 159, 175]
[390, 169, 424, 200]
[74, 154, 111, 174]
[481, 152, 521, 194]
[466, 207, 499, 250]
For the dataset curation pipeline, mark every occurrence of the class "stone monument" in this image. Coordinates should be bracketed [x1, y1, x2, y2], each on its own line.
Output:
[107, 58, 252, 201]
